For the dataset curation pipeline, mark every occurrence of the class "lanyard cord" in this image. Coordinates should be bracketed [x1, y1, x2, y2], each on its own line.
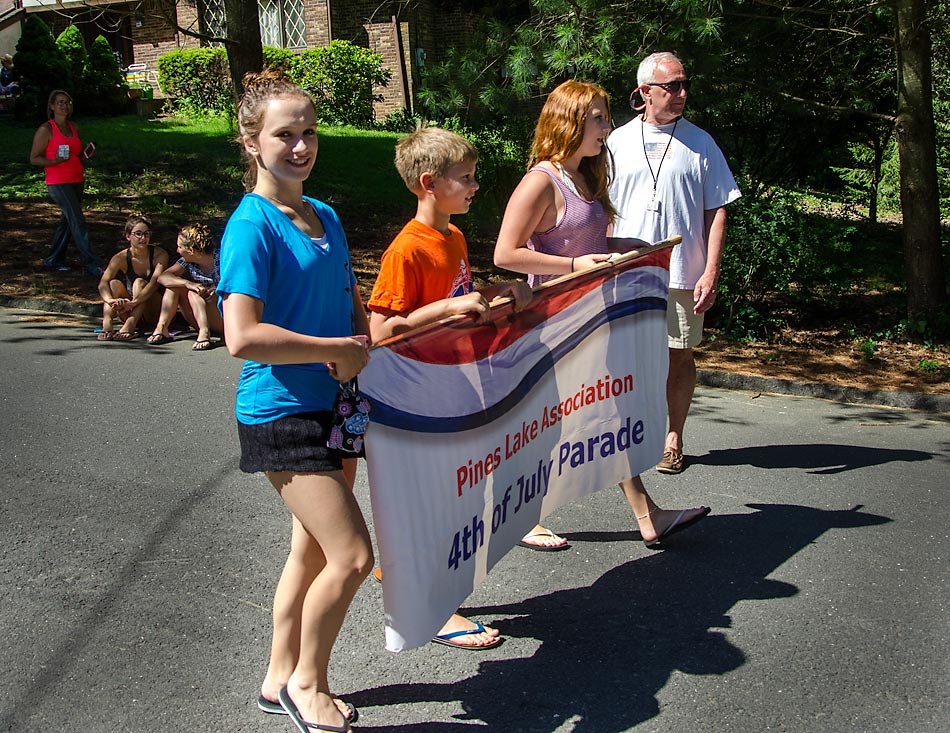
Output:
[641, 116, 679, 199]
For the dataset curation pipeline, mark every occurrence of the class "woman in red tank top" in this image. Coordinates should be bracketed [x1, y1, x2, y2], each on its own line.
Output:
[28, 89, 102, 276]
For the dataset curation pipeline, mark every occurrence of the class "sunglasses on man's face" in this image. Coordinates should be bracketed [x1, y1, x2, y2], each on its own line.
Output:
[645, 79, 691, 95]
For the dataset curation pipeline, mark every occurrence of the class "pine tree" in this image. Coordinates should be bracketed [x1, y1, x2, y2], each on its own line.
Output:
[13, 16, 72, 120]
[81, 36, 129, 116]
[56, 25, 87, 93]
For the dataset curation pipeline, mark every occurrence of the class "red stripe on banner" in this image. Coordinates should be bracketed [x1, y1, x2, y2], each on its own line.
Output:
[378, 242, 675, 366]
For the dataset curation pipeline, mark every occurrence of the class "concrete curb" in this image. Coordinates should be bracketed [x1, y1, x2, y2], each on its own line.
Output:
[3, 294, 948, 414]
[1, 295, 99, 318]
[697, 369, 950, 414]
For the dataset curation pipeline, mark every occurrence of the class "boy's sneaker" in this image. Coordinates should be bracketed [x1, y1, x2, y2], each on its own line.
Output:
[656, 448, 685, 474]
[42, 263, 71, 272]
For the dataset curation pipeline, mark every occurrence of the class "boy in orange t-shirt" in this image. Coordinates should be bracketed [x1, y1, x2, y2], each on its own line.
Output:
[368, 127, 531, 649]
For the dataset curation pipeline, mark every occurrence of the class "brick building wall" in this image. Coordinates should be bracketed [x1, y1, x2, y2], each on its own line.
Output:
[303, 0, 330, 48]
[40, 2, 135, 67]
[330, 0, 474, 64]
[365, 19, 408, 118]
[26, 0, 481, 111]
[33, 0, 199, 99]
[130, 0, 200, 91]
[333, 0, 478, 119]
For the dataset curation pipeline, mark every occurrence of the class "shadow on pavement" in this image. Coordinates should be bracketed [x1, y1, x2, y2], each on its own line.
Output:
[690, 443, 931, 474]
[0, 465, 234, 733]
[348, 503, 890, 732]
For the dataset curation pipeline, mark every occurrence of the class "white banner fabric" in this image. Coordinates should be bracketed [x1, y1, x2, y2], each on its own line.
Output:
[360, 248, 672, 651]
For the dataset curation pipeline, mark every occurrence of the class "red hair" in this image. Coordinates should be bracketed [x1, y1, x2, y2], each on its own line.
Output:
[528, 80, 615, 221]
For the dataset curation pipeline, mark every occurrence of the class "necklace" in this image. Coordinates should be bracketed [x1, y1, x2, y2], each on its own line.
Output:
[640, 116, 679, 213]
[264, 194, 306, 216]
[262, 192, 324, 238]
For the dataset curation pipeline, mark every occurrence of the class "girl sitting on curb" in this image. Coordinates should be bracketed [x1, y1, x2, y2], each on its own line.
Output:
[97, 213, 168, 340]
[147, 223, 223, 350]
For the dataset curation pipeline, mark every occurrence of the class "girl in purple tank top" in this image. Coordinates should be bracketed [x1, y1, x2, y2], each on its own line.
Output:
[493, 80, 710, 551]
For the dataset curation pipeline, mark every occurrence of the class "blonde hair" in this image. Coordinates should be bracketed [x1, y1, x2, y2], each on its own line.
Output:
[235, 68, 315, 192]
[394, 127, 478, 193]
[528, 80, 616, 222]
[178, 223, 214, 252]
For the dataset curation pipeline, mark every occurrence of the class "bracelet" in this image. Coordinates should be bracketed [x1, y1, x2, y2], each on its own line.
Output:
[570, 257, 575, 273]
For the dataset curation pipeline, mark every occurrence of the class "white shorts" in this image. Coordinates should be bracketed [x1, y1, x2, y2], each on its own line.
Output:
[667, 288, 704, 349]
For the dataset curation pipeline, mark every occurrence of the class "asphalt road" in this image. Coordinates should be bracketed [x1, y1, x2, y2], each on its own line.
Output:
[1, 307, 949, 733]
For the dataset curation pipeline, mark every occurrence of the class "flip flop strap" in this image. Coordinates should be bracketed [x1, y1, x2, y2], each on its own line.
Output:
[660, 509, 689, 538]
[436, 621, 486, 640]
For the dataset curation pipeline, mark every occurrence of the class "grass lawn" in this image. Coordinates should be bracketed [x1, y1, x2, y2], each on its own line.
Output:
[1, 111, 946, 340]
[0, 114, 408, 221]
[0, 112, 508, 285]
[0, 113, 506, 231]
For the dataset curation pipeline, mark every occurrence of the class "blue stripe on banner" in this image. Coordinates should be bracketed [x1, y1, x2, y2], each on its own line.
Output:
[368, 296, 667, 432]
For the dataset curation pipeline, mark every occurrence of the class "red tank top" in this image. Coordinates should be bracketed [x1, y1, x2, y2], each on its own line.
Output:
[45, 121, 84, 185]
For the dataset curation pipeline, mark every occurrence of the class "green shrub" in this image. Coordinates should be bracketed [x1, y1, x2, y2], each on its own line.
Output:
[856, 337, 877, 360]
[80, 36, 129, 117]
[56, 25, 86, 93]
[290, 40, 390, 127]
[157, 47, 232, 117]
[714, 191, 858, 339]
[441, 116, 533, 231]
[158, 42, 389, 125]
[13, 16, 72, 120]
[263, 46, 297, 72]
[378, 108, 423, 133]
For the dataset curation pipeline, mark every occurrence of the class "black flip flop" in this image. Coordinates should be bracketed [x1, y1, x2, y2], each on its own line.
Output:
[278, 686, 353, 732]
[258, 695, 284, 715]
[260, 694, 358, 723]
[644, 506, 711, 550]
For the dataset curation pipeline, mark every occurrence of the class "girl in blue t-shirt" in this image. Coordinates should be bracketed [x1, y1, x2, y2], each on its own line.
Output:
[217, 69, 371, 732]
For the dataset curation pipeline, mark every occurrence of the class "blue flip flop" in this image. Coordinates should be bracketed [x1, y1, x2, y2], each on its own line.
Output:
[260, 693, 358, 723]
[431, 621, 503, 650]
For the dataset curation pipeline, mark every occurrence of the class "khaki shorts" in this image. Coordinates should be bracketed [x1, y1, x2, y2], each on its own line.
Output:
[667, 288, 704, 349]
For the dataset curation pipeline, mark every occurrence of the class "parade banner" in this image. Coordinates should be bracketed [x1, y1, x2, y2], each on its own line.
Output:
[360, 241, 676, 651]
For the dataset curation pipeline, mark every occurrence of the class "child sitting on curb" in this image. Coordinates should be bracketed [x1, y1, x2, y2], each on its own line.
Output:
[97, 213, 168, 340]
[147, 223, 223, 350]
